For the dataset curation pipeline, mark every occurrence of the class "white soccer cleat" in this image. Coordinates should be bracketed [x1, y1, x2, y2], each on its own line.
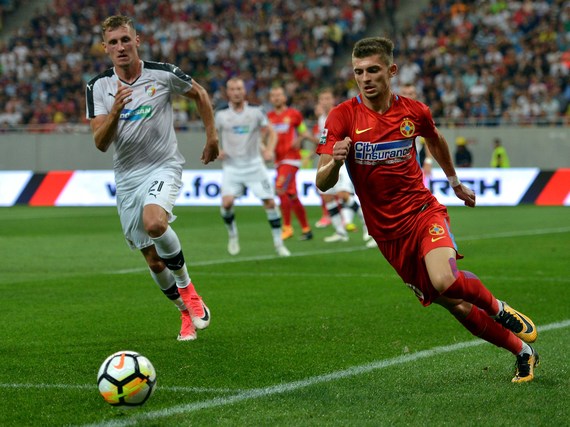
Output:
[275, 245, 291, 257]
[324, 233, 349, 243]
[363, 233, 377, 248]
[228, 236, 240, 255]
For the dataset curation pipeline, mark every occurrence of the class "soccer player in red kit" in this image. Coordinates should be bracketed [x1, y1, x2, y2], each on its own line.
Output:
[316, 36, 539, 383]
[268, 86, 313, 241]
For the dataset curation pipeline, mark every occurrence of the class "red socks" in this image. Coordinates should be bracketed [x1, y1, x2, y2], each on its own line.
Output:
[443, 269, 500, 317]
[279, 194, 291, 226]
[290, 197, 310, 230]
[280, 194, 310, 230]
[457, 305, 522, 355]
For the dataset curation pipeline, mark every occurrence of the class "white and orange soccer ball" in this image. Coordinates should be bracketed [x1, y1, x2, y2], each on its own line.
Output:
[97, 350, 157, 407]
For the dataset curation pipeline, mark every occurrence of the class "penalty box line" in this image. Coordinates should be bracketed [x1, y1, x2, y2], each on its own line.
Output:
[84, 319, 570, 427]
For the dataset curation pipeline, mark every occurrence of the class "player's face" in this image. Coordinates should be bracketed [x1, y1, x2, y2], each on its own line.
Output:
[103, 25, 140, 68]
[269, 88, 286, 109]
[353, 54, 397, 101]
[318, 92, 335, 114]
[227, 81, 246, 105]
[400, 85, 417, 100]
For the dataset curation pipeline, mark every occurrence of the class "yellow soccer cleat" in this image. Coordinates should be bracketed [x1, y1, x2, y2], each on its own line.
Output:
[496, 302, 538, 343]
[512, 346, 539, 383]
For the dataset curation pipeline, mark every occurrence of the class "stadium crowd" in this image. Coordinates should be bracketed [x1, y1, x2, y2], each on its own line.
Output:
[0, 0, 569, 130]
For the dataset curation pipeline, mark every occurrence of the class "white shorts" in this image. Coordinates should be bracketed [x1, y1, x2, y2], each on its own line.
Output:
[321, 164, 354, 195]
[222, 162, 275, 200]
[116, 167, 182, 250]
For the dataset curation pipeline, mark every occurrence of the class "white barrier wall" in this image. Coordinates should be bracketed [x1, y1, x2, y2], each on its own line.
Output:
[4, 168, 568, 207]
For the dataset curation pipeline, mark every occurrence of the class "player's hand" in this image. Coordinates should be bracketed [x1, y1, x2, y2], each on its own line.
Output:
[262, 148, 274, 162]
[452, 183, 476, 208]
[112, 80, 133, 114]
[201, 139, 219, 164]
[332, 137, 351, 162]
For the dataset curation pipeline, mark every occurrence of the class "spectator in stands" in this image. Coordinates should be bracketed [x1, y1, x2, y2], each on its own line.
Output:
[490, 138, 510, 168]
[454, 136, 473, 168]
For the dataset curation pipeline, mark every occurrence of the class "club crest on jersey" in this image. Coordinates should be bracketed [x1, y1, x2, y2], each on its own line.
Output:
[319, 128, 328, 145]
[145, 84, 156, 97]
[400, 119, 415, 137]
[429, 223, 445, 236]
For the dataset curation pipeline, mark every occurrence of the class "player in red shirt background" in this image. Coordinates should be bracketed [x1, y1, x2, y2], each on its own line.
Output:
[268, 86, 313, 241]
[316, 36, 539, 383]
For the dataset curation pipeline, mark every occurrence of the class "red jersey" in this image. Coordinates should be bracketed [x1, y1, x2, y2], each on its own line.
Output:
[268, 108, 305, 166]
[316, 94, 441, 240]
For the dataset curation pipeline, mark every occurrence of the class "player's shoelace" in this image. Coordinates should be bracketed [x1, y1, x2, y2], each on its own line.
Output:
[497, 308, 524, 333]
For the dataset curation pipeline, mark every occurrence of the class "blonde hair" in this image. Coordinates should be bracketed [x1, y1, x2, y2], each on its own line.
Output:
[101, 16, 135, 37]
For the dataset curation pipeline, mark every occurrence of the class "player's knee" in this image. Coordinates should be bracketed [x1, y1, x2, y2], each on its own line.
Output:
[144, 218, 167, 238]
[430, 270, 457, 293]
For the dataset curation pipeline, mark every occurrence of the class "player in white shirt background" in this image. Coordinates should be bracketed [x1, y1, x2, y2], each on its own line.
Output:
[86, 15, 219, 342]
[215, 77, 290, 257]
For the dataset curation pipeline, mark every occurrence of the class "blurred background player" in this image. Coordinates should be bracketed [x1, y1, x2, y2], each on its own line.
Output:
[268, 86, 313, 241]
[86, 15, 218, 342]
[215, 77, 290, 257]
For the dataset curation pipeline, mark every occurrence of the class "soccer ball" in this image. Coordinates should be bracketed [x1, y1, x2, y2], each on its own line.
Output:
[97, 350, 157, 407]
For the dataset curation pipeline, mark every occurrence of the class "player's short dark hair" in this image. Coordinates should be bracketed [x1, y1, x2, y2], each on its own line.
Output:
[352, 37, 394, 66]
[101, 15, 135, 37]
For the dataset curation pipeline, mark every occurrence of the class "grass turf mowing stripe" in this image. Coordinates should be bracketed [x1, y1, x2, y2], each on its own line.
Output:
[82, 319, 570, 427]
[108, 225, 570, 275]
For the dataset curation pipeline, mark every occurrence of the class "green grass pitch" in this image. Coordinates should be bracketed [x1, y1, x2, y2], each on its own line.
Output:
[0, 205, 569, 426]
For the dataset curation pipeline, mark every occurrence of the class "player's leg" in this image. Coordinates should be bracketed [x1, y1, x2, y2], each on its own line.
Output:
[426, 247, 537, 343]
[275, 166, 294, 240]
[141, 246, 196, 341]
[434, 295, 539, 382]
[315, 195, 332, 228]
[220, 168, 241, 255]
[250, 165, 290, 256]
[142, 171, 210, 331]
[221, 195, 240, 255]
[262, 197, 291, 256]
[322, 193, 348, 242]
[286, 166, 312, 240]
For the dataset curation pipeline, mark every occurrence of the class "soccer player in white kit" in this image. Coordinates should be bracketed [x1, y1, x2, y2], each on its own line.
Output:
[85, 16, 219, 341]
[215, 77, 290, 257]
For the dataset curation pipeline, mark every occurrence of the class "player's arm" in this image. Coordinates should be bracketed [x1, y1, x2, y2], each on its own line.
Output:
[261, 123, 277, 161]
[316, 137, 351, 192]
[90, 81, 133, 152]
[184, 81, 219, 164]
[424, 128, 475, 207]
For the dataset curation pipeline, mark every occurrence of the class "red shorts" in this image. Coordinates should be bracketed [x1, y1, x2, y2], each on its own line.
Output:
[275, 164, 298, 196]
[375, 204, 462, 306]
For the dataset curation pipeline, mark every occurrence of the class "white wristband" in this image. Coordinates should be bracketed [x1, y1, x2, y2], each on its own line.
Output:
[447, 175, 461, 187]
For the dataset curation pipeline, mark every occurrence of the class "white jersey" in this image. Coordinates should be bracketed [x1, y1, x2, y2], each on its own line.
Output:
[215, 103, 268, 168]
[86, 60, 192, 192]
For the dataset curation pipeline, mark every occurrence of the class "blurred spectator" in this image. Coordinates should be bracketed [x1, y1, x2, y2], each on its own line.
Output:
[454, 136, 473, 168]
[1, 0, 569, 128]
[490, 137, 510, 168]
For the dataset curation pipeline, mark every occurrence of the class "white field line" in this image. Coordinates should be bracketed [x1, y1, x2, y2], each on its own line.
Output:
[0, 383, 244, 394]
[80, 320, 570, 427]
[109, 226, 570, 275]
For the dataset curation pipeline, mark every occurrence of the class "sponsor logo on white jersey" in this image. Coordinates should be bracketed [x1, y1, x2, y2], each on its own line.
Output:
[120, 105, 153, 121]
